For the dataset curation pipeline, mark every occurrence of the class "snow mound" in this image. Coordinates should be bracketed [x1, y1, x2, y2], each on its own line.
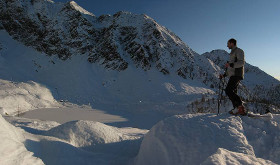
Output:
[202, 148, 276, 165]
[45, 120, 131, 147]
[5, 116, 60, 132]
[0, 79, 59, 115]
[0, 114, 44, 165]
[135, 113, 280, 165]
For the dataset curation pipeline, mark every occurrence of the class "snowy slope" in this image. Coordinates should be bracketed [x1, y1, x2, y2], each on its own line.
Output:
[135, 113, 280, 165]
[0, 29, 214, 115]
[0, 79, 59, 115]
[0, 114, 44, 165]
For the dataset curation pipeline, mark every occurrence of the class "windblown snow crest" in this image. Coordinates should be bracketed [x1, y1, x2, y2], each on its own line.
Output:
[135, 113, 280, 165]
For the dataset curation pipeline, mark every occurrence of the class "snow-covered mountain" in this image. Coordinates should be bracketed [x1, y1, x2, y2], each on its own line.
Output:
[0, 0, 220, 114]
[0, 0, 218, 81]
[0, 29, 215, 115]
[0, 0, 279, 116]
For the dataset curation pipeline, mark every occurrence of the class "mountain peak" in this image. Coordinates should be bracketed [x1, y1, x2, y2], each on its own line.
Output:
[68, 1, 95, 16]
[210, 49, 228, 54]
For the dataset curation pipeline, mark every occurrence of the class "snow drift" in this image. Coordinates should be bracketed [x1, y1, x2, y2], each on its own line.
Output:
[45, 120, 147, 148]
[3, 116, 148, 165]
[0, 79, 58, 115]
[135, 113, 280, 165]
[44, 120, 148, 163]
[0, 114, 44, 165]
[45, 120, 127, 147]
[202, 148, 276, 165]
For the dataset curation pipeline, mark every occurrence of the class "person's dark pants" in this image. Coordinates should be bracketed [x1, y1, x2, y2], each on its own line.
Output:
[225, 76, 243, 108]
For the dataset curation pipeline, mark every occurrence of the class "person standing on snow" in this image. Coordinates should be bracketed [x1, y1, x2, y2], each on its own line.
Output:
[220, 38, 246, 115]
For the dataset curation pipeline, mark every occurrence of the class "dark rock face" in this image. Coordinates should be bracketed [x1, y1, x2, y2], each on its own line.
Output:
[0, 0, 97, 60]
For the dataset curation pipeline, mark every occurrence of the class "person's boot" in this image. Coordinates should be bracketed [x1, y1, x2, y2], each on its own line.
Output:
[236, 105, 246, 116]
[229, 107, 238, 115]
[229, 105, 246, 116]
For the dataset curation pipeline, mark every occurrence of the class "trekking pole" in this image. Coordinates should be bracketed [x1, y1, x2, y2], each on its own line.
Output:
[218, 79, 220, 114]
[217, 77, 225, 114]
[218, 62, 228, 115]
[217, 78, 222, 115]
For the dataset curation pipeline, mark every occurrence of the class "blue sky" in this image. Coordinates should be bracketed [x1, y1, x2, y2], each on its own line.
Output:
[56, 0, 280, 80]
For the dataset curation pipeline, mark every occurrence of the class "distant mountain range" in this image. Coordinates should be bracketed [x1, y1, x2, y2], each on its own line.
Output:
[0, 0, 279, 113]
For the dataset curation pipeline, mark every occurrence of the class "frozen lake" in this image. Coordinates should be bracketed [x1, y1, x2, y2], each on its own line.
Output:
[20, 107, 128, 124]
[18, 103, 170, 129]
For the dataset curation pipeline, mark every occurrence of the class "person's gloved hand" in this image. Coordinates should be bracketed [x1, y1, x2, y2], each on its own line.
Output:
[225, 62, 234, 68]
[225, 63, 229, 68]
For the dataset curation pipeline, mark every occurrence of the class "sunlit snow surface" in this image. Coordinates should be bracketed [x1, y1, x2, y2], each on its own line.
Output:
[2, 112, 280, 165]
[135, 113, 280, 165]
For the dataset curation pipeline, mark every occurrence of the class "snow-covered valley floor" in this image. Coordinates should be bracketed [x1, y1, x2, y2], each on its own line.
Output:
[2, 107, 149, 165]
[2, 107, 280, 165]
[0, 76, 279, 165]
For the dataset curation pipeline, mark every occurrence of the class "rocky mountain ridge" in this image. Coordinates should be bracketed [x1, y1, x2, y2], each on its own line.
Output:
[0, 0, 211, 80]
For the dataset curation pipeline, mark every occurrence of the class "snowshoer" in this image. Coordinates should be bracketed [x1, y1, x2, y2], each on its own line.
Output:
[220, 38, 246, 115]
